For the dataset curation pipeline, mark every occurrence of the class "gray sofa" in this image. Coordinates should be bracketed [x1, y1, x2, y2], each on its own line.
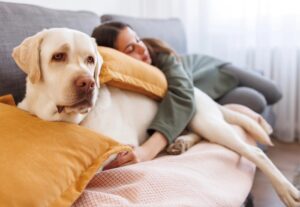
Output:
[100, 14, 282, 128]
[0, 2, 282, 206]
[0, 2, 281, 129]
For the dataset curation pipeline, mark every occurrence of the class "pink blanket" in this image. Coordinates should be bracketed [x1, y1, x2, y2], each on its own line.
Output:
[73, 137, 256, 207]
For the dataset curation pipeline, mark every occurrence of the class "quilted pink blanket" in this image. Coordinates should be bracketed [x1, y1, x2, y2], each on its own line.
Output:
[73, 134, 256, 207]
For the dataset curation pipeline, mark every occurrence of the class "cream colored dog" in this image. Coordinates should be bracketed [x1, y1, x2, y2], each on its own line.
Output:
[12, 28, 300, 207]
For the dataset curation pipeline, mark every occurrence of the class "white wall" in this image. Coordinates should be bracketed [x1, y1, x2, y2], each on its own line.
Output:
[4, 0, 185, 18]
[5, 0, 141, 16]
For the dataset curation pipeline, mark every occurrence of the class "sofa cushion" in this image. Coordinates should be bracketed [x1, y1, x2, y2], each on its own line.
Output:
[0, 2, 100, 104]
[101, 14, 187, 54]
[0, 99, 130, 207]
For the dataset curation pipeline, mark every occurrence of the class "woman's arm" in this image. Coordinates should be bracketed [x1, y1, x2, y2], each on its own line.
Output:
[103, 131, 167, 170]
[104, 54, 196, 169]
[147, 54, 196, 144]
[140, 131, 168, 160]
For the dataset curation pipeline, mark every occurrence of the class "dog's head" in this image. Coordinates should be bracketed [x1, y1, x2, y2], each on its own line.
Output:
[12, 28, 103, 117]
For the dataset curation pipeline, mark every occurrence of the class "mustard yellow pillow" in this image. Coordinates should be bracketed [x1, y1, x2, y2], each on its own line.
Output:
[98, 46, 167, 101]
[0, 94, 15, 106]
[0, 101, 130, 207]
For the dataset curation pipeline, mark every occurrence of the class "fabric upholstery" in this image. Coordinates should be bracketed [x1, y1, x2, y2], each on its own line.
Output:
[101, 14, 187, 54]
[0, 100, 130, 207]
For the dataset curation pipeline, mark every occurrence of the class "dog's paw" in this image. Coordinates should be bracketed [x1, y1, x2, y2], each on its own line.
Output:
[258, 116, 273, 135]
[275, 180, 300, 207]
[167, 139, 190, 155]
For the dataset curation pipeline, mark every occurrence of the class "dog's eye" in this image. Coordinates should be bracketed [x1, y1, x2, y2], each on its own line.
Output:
[52, 53, 66, 62]
[86, 56, 95, 64]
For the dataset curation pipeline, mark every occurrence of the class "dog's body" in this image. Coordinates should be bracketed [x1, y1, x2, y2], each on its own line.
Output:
[13, 28, 300, 207]
[81, 85, 157, 146]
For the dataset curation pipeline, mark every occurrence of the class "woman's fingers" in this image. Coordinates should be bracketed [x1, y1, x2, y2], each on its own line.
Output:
[103, 151, 136, 170]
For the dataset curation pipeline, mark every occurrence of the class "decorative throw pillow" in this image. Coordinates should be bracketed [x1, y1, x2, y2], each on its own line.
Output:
[0, 98, 130, 207]
[98, 46, 167, 101]
[0, 94, 15, 105]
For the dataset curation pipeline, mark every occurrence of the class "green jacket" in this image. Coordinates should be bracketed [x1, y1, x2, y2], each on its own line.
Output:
[147, 53, 238, 144]
[181, 54, 238, 100]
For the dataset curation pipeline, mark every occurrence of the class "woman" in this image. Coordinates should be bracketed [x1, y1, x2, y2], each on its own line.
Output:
[91, 22, 279, 169]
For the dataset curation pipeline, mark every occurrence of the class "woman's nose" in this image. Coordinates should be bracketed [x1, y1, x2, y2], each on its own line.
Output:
[136, 44, 146, 54]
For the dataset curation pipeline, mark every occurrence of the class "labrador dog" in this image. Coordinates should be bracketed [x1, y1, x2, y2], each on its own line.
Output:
[12, 28, 300, 207]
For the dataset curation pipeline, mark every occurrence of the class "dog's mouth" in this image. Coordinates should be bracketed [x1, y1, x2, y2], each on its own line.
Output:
[56, 88, 98, 114]
[56, 98, 93, 114]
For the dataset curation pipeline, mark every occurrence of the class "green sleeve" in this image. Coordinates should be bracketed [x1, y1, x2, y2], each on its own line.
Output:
[147, 54, 196, 144]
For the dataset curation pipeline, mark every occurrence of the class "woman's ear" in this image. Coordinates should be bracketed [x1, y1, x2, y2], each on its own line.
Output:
[12, 30, 47, 84]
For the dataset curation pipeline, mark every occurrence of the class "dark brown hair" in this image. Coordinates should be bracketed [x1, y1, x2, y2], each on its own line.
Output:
[92, 21, 177, 66]
[142, 38, 178, 66]
[92, 21, 130, 49]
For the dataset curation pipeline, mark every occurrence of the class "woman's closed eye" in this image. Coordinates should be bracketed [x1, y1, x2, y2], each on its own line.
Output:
[125, 45, 135, 54]
[124, 38, 141, 54]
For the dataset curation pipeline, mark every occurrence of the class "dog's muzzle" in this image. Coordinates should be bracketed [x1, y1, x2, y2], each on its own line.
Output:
[57, 75, 97, 114]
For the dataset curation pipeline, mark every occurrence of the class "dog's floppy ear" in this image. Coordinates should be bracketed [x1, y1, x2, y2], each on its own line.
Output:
[12, 30, 46, 84]
[92, 38, 103, 88]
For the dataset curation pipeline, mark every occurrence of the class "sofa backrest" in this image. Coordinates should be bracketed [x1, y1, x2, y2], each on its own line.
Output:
[0, 2, 100, 103]
[101, 14, 187, 55]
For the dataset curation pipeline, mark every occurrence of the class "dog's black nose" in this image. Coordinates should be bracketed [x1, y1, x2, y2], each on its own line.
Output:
[75, 76, 95, 93]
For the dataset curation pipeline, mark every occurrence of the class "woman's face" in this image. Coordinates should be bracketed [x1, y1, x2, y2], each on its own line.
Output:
[115, 27, 152, 64]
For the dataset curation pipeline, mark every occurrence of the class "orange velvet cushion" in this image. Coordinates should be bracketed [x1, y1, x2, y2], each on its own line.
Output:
[0, 97, 130, 207]
[98, 46, 167, 101]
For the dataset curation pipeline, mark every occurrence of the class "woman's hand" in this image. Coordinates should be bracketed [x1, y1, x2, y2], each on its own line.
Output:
[103, 146, 152, 170]
[103, 131, 168, 170]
